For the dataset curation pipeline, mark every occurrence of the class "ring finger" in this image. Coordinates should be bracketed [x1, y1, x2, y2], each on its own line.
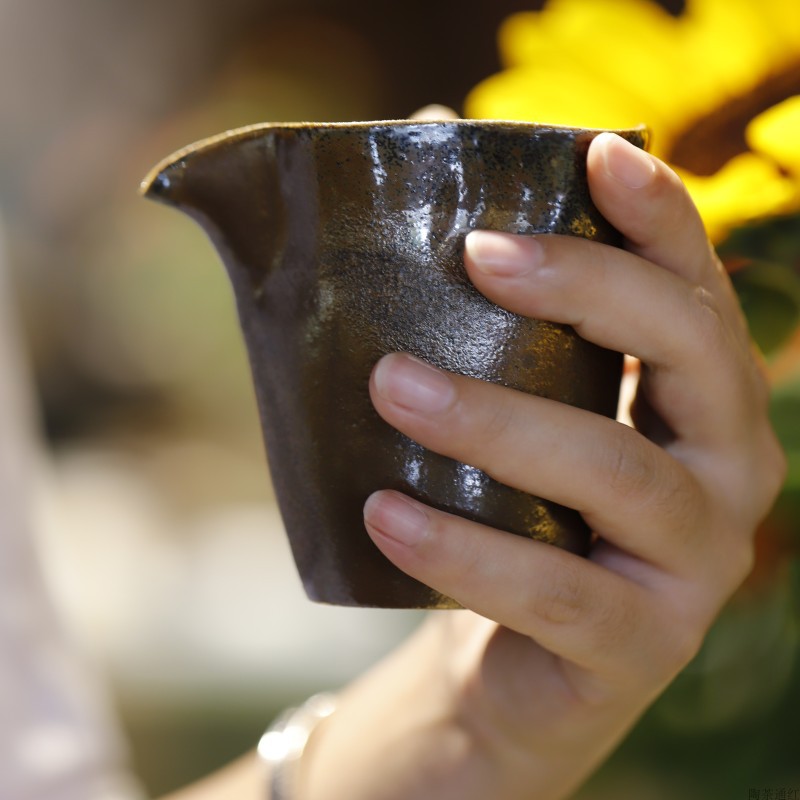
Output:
[370, 353, 709, 575]
[363, 489, 681, 684]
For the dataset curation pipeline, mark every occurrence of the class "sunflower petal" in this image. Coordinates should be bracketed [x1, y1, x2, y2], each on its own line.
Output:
[681, 0, 799, 99]
[498, 0, 707, 123]
[465, 63, 651, 131]
[680, 154, 799, 242]
[747, 95, 800, 174]
[757, 0, 800, 52]
[468, 0, 800, 243]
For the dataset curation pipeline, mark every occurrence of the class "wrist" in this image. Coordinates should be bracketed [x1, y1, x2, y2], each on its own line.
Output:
[258, 693, 337, 800]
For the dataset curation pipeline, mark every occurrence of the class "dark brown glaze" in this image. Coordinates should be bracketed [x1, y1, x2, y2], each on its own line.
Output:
[142, 120, 648, 608]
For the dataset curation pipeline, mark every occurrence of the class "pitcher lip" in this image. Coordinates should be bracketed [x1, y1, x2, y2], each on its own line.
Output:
[139, 118, 649, 199]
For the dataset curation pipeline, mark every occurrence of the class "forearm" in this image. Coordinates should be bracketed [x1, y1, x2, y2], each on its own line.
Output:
[302, 614, 642, 800]
[300, 614, 478, 800]
[158, 618, 465, 800]
[161, 616, 641, 800]
[159, 753, 264, 800]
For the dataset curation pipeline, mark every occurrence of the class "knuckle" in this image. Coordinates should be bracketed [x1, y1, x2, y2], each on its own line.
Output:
[649, 166, 693, 225]
[593, 588, 639, 653]
[669, 626, 705, 672]
[734, 541, 756, 586]
[763, 431, 789, 503]
[689, 285, 727, 350]
[654, 602, 706, 675]
[747, 360, 772, 415]
[533, 562, 586, 627]
[424, 510, 484, 585]
[714, 536, 757, 593]
[602, 428, 700, 541]
[724, 426, 787, 528]
[604, 426, 657, 503]
[479, 394, 519, 445]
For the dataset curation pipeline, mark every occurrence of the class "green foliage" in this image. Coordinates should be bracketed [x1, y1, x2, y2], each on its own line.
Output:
[771, 379, 800, 473]
[721, 214, 800, 355]
[732, 262, 800, 354]
[769, 378, 800, 544]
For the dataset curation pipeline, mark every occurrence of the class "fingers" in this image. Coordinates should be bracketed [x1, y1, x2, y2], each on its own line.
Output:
[363, 490, 694, 682]
[463, 230, 758, 449]
[409, 104, 460, 120]
[460, 135, 778, 515]
[587, 133, 747, 331]
[369, 353, 706, 574]
[587, 136, 718, 286]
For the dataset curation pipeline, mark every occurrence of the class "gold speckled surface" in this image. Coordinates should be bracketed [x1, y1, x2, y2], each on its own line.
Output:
[143, 120, 647, 608]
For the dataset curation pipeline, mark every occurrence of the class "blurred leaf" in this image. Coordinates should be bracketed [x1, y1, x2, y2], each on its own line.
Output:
[651, 577, 799, 733]
[731, 260, 800, 354]
[719, 213, 800, 267]
[770, 378, 800, 456]
[769, 380, 800, 544]
[719, 213, 800, 353]
[791, 558, 800, 621]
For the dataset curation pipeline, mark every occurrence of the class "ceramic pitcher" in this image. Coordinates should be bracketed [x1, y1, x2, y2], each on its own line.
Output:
[142, 120, 648, 608]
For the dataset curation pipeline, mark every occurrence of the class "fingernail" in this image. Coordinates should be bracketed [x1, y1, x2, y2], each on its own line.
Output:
[598, 132, 656, 189]
[465, 230, 543, 276]
[373, 354, 455, 415]
[364, 491, 429, 546]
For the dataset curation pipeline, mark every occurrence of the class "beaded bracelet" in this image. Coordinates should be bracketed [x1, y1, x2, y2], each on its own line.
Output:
[257, 693, 337, 800]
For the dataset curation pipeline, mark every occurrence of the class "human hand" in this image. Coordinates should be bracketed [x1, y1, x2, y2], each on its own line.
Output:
[301, 133, 786, 800]
[409, 104, 460, 120]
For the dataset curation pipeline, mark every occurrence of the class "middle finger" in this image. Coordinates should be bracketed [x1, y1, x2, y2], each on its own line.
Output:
[370, 353, 708, 575]
[464, 231, 758, 450]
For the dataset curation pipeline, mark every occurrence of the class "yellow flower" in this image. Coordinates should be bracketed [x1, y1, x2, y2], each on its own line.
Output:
[465, 0, 800, 242]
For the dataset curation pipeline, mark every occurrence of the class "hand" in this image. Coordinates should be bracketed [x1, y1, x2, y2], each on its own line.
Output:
[300, 133, 786, 800]
[409, 104, 460, 120]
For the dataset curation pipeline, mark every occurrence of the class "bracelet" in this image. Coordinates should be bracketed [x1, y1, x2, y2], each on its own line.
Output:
[257, 692, 337, 800]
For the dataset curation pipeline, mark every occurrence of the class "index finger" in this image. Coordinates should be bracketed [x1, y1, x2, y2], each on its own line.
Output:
[587, 134, 743, 324]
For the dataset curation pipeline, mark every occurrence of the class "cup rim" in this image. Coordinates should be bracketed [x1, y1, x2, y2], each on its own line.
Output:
[141, 118, 649, 198]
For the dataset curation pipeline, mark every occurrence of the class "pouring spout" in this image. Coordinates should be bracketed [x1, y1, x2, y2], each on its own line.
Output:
[140, 124, 271, 240]
[139, 123, 274, 212]
[140, 124, 285, 293]
[140, 158, 184, 205]
[139, 135, 209, 211]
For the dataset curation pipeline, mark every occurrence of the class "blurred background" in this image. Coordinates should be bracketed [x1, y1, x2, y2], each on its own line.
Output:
[1, 0, 798, 798]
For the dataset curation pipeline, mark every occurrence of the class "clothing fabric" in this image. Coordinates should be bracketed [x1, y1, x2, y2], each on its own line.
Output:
[0, 224, 146, 800]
